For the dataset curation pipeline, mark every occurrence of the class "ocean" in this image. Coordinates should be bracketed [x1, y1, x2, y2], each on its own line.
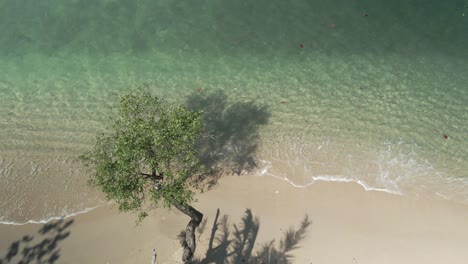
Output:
[0, 0, 467, 224]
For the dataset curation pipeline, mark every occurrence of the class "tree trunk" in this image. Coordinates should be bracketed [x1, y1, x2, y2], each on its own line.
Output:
[174, 203, 203, 262]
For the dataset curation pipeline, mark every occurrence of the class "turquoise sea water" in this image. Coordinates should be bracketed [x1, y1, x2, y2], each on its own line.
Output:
[0, 0, 467, 224]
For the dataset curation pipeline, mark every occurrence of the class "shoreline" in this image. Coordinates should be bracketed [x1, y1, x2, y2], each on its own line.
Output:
[4, 171, 465, 226]
[2, 175, 468, 263]
[0, 205, 103, 226]
[0, 173, 403, 226]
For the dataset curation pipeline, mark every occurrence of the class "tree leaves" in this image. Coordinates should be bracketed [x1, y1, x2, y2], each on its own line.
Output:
[81, 87, 203, 221]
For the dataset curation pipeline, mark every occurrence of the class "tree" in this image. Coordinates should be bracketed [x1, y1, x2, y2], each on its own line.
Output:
[80, 88, 204, 261]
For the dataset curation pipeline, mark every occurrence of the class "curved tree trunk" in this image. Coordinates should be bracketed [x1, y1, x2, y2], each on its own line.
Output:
[174, 203, 203, 262]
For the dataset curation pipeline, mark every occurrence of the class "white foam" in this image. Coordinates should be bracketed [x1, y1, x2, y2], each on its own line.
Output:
[0, 203, 109, 226]
[265, 169, 403, 195]
[256, 158, 404, 196]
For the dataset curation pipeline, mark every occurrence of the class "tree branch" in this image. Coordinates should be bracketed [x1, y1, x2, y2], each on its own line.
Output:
[140, 172, 153, 179]
[140, 171, 163, 180]
[173, 203, 203, 261]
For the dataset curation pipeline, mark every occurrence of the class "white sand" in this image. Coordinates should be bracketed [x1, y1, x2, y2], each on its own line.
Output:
[1, 175, 468, 263]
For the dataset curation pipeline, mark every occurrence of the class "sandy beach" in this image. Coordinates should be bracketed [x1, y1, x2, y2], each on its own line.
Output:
[1, 174, 468, 264]
[1, 1, 467, 263]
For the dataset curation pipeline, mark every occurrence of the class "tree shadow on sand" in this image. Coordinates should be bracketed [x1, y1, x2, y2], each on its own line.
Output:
[185, 90, 271, 188]
[182, 209, 311, 264]
[0, 219, 73, 264]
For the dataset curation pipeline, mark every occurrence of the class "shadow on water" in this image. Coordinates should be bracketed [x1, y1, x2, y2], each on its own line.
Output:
[0, 219, 73, 264]
[183, 208, 311, 264]
[186, 90, 270, 188]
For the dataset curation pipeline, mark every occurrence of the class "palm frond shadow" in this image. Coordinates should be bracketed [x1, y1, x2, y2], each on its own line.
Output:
[185, 208, 311, 264]
[186, 90, 270, 188]
[0, 219, 74, 264]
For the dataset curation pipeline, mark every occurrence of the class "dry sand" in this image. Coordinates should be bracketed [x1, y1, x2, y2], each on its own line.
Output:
[1, 175, 468, 264]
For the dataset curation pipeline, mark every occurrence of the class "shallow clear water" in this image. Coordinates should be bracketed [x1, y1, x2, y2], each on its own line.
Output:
[0, 0, 467, 223]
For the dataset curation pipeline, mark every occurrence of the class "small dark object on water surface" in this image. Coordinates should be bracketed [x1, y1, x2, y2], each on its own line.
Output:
[443, 134, 448, 139]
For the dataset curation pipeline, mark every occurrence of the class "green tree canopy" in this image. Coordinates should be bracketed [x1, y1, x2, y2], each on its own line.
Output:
[81, 88, 206, 260]
[80, 88, 203, 220]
